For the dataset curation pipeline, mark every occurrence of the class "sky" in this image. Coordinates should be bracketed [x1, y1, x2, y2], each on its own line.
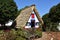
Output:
[14, 0, 60, 17]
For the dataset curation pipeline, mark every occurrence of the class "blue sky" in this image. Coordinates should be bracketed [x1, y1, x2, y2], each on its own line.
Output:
[14, 0, 60, 17]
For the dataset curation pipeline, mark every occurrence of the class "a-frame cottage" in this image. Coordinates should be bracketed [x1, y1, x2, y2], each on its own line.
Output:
[15, 5, 44, 29]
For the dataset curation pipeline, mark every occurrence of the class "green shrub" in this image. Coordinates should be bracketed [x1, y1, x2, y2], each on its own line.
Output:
[16, 36, 26, 40]
[34, 29, 42, 38]
[0, 28, 42, 40]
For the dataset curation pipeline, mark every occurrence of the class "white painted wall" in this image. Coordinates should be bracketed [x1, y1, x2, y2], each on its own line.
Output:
[57, 23, 60, 31]
[5, 20, 13, 26]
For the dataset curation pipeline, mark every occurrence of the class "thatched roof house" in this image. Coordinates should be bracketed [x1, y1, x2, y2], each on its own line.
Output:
[15, 5, 44, 28]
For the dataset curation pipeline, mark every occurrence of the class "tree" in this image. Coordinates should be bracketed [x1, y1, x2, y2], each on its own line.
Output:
[49, 3, 60, 22]
[42, 13, 51, 31]
[0, 0, 18, 24]
[42, 3, 60, 31]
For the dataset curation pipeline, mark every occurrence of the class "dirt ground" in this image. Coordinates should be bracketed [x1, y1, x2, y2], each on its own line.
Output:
[34, 32, 60, 40]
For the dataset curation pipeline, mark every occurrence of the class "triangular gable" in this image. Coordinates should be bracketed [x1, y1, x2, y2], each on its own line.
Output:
[25, 11, 40, 29]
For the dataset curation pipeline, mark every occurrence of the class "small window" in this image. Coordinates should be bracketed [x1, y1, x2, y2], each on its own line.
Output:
[35, 22, 39, 26]
[26, 22, 31, 26]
